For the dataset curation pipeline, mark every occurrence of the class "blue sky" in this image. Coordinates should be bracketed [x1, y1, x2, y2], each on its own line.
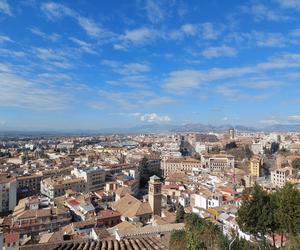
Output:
[1, 0, 300, 130]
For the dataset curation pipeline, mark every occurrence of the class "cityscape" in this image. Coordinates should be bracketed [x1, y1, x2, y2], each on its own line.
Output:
[1, 0, 300, 250]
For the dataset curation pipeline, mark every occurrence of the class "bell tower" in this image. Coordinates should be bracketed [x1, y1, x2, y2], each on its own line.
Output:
[148, 175, 162, 216]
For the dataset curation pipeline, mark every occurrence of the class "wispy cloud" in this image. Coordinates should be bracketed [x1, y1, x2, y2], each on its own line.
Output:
[0, 0, 12, 16]
[242, 3, 293, 22]
[41, 2, 114, 40]
[70, 37, 97, 54]
[144, 0, 165, 23]
[163, 53, 300, 93]
[278, 0, 300, 10]
[29, 27, 60, 42]
[0, 35, 13, 43]
[202, 45, 237, 58]
[0, 63, 71, 110]
[140, 113, 171, 123]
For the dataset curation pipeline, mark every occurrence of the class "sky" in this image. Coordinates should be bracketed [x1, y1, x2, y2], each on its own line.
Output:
[1, 0, 300, 130]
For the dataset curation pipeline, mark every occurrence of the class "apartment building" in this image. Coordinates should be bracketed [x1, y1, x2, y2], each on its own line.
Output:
[201, 154, 235, 172]
[0, 174, 17, 213]
[72, 166, 106, 192]
[161, 157, 202, 177]
[11, 207, 71, 235]
[271, 167, 298, 188]
[41, 176, 86, 199]
[249, 155, 263, 177]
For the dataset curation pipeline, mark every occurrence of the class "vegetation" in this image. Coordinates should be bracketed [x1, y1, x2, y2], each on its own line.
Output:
[237, 183, 300, 249]
[170, 213, 256, 250]
[175, 203, 185, 223]
[291, 158, 300, 170]
[138, 157, 162, 188]
[226, 145, 253, 160]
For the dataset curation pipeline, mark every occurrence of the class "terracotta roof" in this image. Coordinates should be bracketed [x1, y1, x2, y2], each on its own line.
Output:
[112, 194, 152, 218]
[98, 210, 121, 219]
[20, 238, 169, 250]
[5, 233, 19, 244]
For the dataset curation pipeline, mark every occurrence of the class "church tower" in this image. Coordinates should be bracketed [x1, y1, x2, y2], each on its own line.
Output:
[148, 175, 162, 216]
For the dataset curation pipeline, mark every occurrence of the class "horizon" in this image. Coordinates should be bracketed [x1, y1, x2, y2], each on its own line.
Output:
[1, 0, 300, 130]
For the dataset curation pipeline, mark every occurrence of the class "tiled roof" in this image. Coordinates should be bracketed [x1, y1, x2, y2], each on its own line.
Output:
[21, 238, 169, 250]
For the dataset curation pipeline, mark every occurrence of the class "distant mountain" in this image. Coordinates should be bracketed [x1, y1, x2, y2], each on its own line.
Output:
[170, 123, 258, 133]
[264, 124, 300, 132]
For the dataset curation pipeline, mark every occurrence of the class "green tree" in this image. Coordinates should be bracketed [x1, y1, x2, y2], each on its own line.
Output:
[237, 184, 278, 248]
[138, 157, 162, 188]
[292, 158, 300, 170]
[175, 203, 185, 223]
[274, 183, 300, 248]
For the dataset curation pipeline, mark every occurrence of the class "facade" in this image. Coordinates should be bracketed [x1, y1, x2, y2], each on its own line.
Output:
[201, 154, 235, 172]
[11, 207, 71, 235]
[161, 157, 202, 177]
[0, 174, 17, 213]
[194, 191, 222, 210]
[17, 173, 43, 195]
[72, 167, 106, 192]
[249, 155, 262, 177]
[41, 176, 86, 199]
[271, 167, 297, 188]
[148, 175, 162, 216]
[251, 142, 264, 155]
[96, 210, 121, 227]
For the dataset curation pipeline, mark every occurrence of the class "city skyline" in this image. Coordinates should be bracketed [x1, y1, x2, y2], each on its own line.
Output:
[1, 0, 300, 130]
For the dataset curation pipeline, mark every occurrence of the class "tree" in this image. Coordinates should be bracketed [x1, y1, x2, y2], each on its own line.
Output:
[175, 203, 185, 223]
[274, 183, 300, 247]
[292, 158, 300, 170]
[237, 184, 278, 248]
[138, 157, 162, 188]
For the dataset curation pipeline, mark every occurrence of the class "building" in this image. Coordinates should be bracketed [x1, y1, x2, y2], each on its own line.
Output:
[11, 207, 71, 235]
[41, 176, 86, 199]
[161, 157, 202, 177]
[228, 128, 235, 140]
[201, 154, 235, 172]
[0, 174, 17, 213]
[17, 173, 43, 196]
[148, 175, 162, 216]
[271, 167, 298, 188]
[72, 167, 106, 192]
[249, 155, 262, 177]
[251, 142, 264, 155]
[96, 210, 121, 228]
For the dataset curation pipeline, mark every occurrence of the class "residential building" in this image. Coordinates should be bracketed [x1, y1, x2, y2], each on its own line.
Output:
[72, 167, 106, 192]
[161, 157, 202, 177]
[271, 167, 298, 188]
[0, 174, 17, 213]
[201, 154, 235, 172]
[249, 155, 262, 177]
[41, 176, 86, 199]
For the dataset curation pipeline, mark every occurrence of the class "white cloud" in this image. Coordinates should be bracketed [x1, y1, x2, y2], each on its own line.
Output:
[102, 60, 150, 75]
[181, 24, 197, 36]
[260, 119, 281, 125]
[29, 27, 60, 42]
[163, 53, 300, 92]
[202, 45, 237, 58]
[201, 22, 220, 40]
[278, 0, 300, 9]
[0, 0, 12, 16]
[144, 0, 165, 23]
[70, 37, 97, 54]
[243, 3, 292, 22]
[290, 28, 300, 37]
[0, 63, 70, 110]
[140, 113, 171, 123]
[288, 115, 300, 121]
[0, 35, 13, 43]
[120, 27, 156, 45]
[41, 2, 114, 39]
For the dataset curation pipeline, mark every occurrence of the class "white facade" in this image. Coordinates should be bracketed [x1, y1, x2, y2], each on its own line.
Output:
[0, 175, 17, 213]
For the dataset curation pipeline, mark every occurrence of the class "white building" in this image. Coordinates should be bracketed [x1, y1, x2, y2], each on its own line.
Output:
[72, 166, 106, 192]
[251, 142, 264, 155]
[0, 174, 17, 213]
[271, 167, 297, 188]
